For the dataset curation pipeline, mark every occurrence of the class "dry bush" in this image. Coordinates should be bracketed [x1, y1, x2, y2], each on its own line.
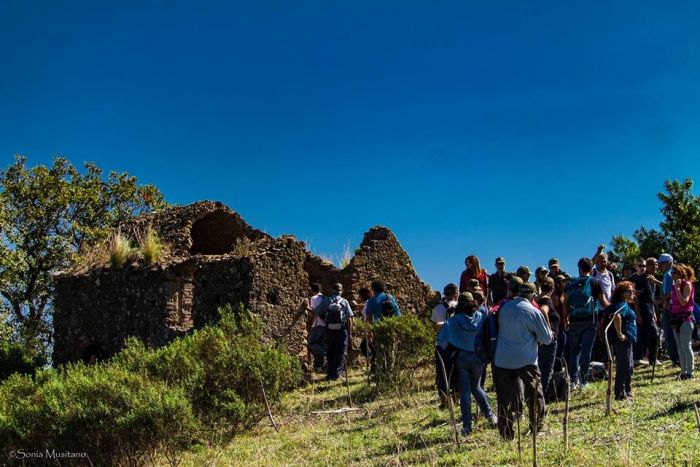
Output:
[109, 232, 135, 268]
[137, 226, 169, 265]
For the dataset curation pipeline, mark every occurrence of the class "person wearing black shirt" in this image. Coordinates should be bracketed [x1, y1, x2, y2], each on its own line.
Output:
[633, 258, 659, 365]
[488, 257, 511, 305]
[537, 277, 560, 397]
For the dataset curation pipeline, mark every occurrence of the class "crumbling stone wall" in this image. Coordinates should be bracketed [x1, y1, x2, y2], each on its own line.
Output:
[53, 201, 436, 365]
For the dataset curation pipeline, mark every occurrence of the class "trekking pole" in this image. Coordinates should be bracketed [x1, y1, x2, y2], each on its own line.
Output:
[694, 402, 700, 433]
[604, 307, 624, 416]
[256, 370, 279, 433]
[651, 324, 662, 383]
[532, 383, 539, 467]
[516, 394, 522, 461]
[436, 350, 460, 448]
[562, 359, 570, 452]
[344, 352, 353, 407]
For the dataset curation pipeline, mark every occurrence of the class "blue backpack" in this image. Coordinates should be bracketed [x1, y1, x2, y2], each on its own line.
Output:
[693, 302, 700, 323]
[568, 276, 596, 321]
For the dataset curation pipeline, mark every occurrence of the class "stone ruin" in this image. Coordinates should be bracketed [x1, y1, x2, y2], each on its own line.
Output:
[52, 201, 436, 365]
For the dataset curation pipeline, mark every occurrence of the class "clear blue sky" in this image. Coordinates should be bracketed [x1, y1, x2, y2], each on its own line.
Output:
[2, 1, 700, 289]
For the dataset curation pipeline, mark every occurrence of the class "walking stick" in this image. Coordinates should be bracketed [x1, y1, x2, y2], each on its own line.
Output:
[532, 380, 539, 467]
[516, 393, 522, 461]
[436, 350, 460, 447]
[604, 306, 624, 416]
[651, 322, 662, 383]
[344, 352, 353, 407]
[562, 359, 570, 452]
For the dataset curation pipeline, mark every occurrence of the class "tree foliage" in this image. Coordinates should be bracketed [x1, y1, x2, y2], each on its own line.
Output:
[0, 156, 166, 353]
[611, 178, 700, 274]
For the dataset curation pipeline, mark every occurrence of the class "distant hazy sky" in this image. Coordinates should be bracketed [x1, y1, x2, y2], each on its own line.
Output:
[2, 1, 700, 288]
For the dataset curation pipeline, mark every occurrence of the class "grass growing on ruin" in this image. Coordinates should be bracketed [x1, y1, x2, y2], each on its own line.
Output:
[109, 232, 134, 268]
[182, 363, 700, 466]
[137, 226, 168, 265]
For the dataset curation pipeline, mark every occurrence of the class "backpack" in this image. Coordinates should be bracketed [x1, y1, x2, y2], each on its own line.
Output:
[381, 293, 399, 318]
[568, 276, 596, 321]
[325, 296, 347, 330]
[475, 311, 498, 364]
[546, 357, 570, 403]
[441, 300, 456, 320]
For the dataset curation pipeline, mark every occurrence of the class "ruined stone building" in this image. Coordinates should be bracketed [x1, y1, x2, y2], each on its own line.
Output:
[53, 201, 436, 364]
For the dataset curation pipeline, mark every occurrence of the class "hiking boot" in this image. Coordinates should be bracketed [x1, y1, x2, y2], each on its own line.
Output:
[638, 358, 650, 366]
[652, 360, 663, 366]
[460, 427, 472, 436]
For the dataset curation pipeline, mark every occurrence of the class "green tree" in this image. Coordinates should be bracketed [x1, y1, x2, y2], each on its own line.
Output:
[611, 178, 700, 275]
[0, 156, 166, 355]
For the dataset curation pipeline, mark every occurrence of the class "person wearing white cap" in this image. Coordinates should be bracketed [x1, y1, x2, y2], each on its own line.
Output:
[659, 253, 679, 366]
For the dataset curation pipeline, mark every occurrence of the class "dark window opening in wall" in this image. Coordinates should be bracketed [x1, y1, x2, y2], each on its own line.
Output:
[190, 211, 247, 255]
[266, 289, 279, 305]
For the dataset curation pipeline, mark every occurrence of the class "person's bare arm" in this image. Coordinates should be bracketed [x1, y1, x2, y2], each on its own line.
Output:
[614, 314, 626, 341]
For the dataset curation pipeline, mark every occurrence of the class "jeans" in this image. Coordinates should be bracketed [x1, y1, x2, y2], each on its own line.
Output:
[673, 320, 695, 375]
[325, 329, 348, 379]
[614, 339, 633, 398]
[556, 329, 568, 361]
[455, 351, 494, 432]
[493, 364, 546, 440]
[568, 321, 597, 386]
[664, 311, 680, 363]
[307, 326, 326, 369]
[634, 321, 658, 363]
[538, 339, 558, 397]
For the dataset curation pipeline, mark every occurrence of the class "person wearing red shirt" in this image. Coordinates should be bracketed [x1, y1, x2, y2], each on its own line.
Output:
[460, 255, 488, 297]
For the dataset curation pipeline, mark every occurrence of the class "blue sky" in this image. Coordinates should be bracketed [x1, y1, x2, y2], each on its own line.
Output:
[2, 1, 700, 289]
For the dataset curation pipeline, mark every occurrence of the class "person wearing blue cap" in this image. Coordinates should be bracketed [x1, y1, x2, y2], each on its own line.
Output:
[659, 253, 679, 366]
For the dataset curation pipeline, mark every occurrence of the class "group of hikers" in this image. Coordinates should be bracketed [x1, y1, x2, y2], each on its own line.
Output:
[305, 246, 698, 440]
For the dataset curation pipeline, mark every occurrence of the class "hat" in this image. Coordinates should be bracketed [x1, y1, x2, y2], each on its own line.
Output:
[519, 282, 537, 297]
[509, 276, 524, 292]
[548, 257, 560, 267]
[472, 285, 484, 294]
[658, 253, 674, 264]
[516, 266, 531, 276]
[332, 283, 343, 293]
[468, 278, 480, 287]
[495, 256, 505, 264]
[457, 292, 474, 303]
[535, 266, 548, 274]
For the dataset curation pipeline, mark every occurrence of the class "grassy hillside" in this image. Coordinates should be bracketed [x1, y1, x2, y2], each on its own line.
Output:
[183, 362, 700, 466]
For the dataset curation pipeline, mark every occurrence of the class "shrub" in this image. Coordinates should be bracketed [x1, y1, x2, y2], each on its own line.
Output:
[114, 304, 302, 440]
[108, 232, 134, 268]
[0, 343, 45, 380]
[371, 314, 434, 393]
[0, 364, 197, 464]
[0, 304, 302, 463]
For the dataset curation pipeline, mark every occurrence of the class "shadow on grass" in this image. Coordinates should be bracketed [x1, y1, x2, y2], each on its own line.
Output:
[647, 399, 697, 420]
[548, 399, 598, 415]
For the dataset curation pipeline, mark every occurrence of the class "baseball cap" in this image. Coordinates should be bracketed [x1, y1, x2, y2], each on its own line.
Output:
[554, 274, 568, 283]
[332, 283, 343, 293]
[457, 292, 474, 303]
[548, 258, 560, 267]
[658, 253, 674, 264]
[495, 256, 506, 264]
[516, 266, 531, 276]
[468, 278, 480, 288]
[535, 266, 548, 274]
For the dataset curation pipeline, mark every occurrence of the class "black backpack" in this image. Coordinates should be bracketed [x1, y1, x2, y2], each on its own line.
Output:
[381, 293, 398, 318]
[546, 357, 570, 403]
[325, 296, 347, 330]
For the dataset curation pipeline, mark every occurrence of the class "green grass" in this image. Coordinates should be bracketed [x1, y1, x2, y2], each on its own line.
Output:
[181, 363, 700, 466]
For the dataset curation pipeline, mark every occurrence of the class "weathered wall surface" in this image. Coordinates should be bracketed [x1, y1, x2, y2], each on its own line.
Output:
[53, 202, 436, 365]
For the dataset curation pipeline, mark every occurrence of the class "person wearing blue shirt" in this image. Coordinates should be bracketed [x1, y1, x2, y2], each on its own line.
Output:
[443, 292, 497, 435]
[493, 282, 553, 441]
[607, 281, 638, 400]
[659, 253, 679, 365]
[365, 280, 401, 322]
